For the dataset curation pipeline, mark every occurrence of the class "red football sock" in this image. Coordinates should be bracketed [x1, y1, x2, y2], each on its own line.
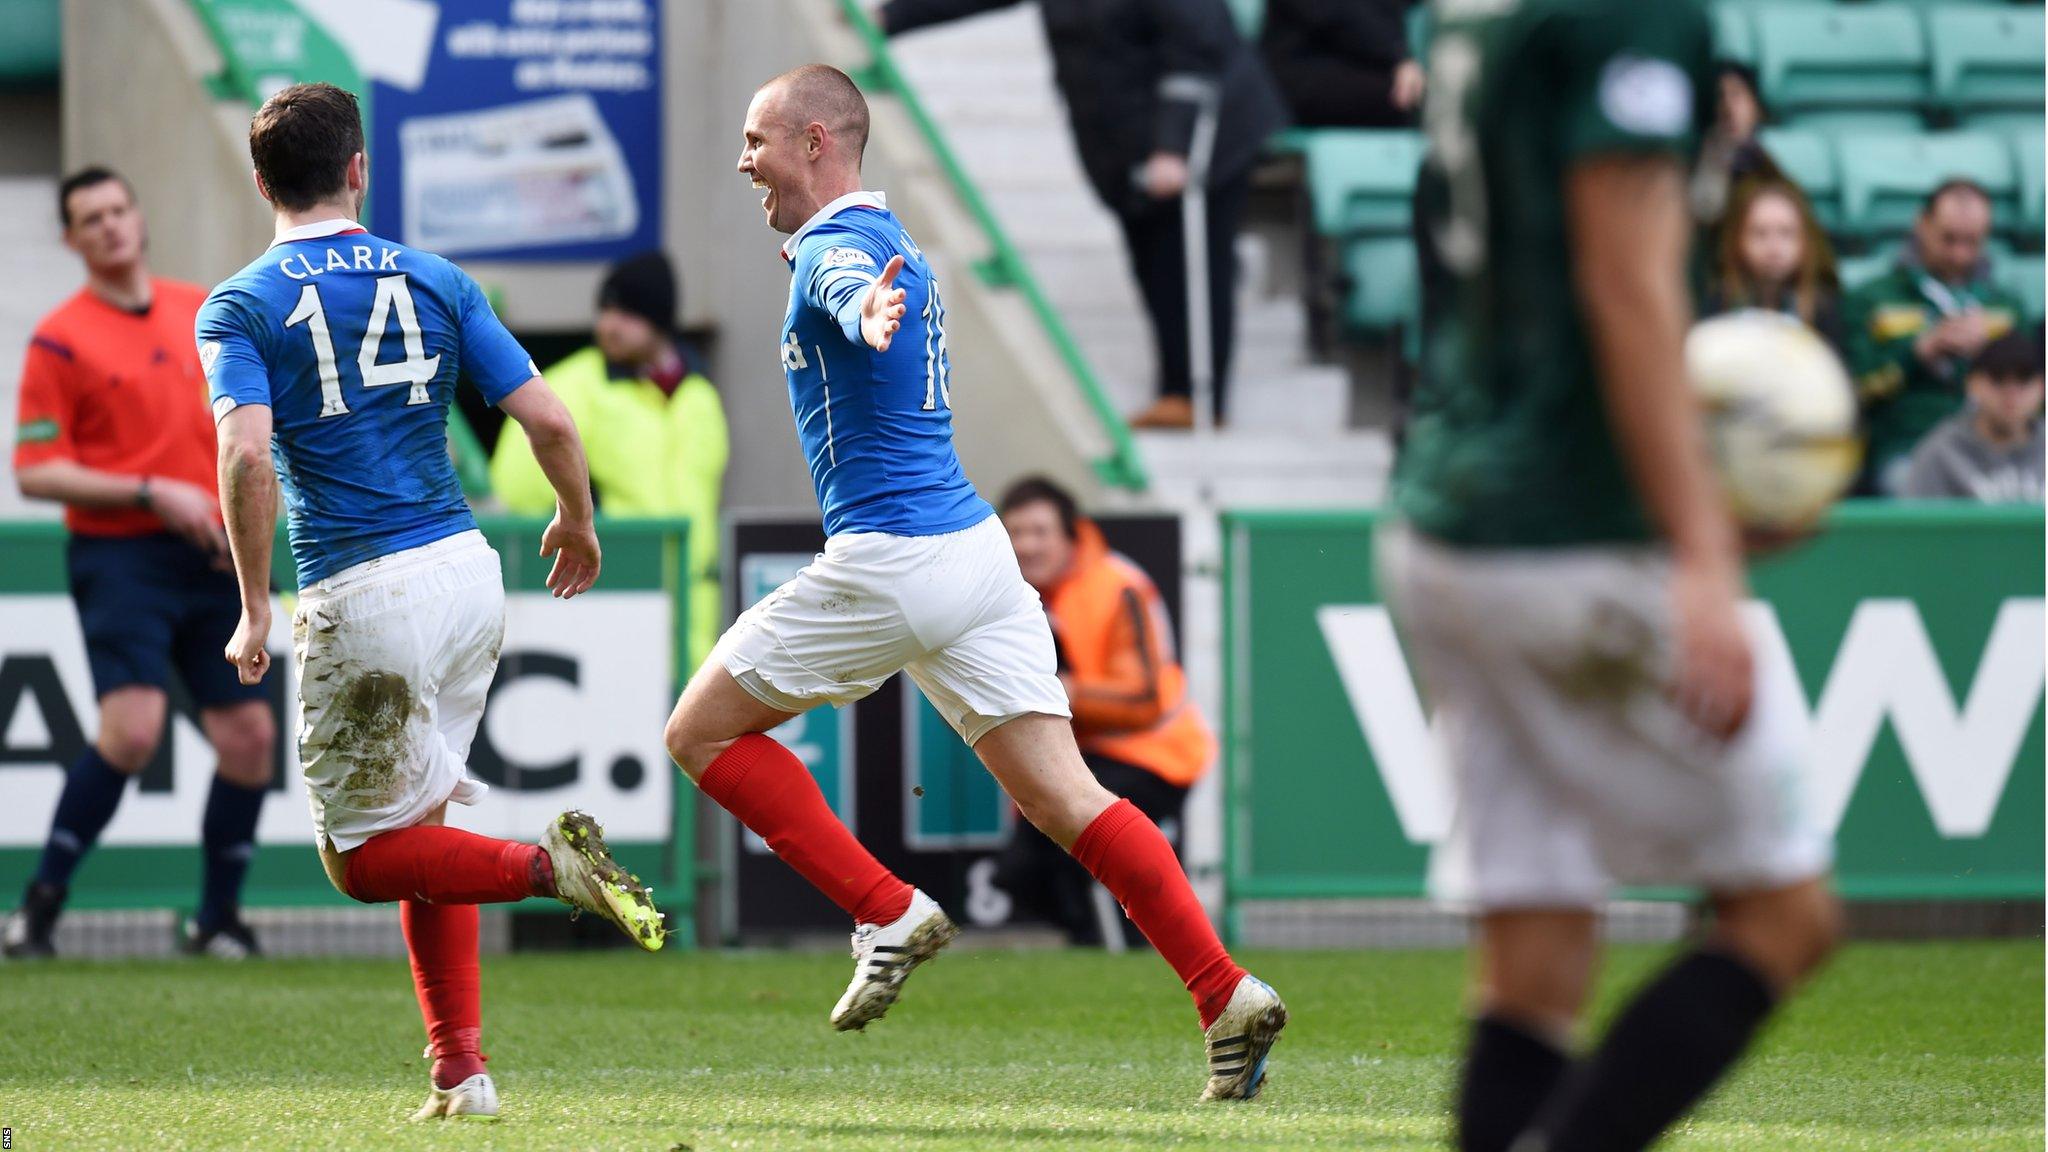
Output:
[401, 900, 486, 1090]
[697, 733, 912, 925]
[1071, 799, 1246, 1029]
[344, 824, 549, 905]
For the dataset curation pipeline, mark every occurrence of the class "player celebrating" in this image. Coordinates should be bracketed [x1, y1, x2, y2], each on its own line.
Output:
[200, 82, 664, 1121]
[662, 64, 1285, 1101]
[1384, 3, 1840, 1150]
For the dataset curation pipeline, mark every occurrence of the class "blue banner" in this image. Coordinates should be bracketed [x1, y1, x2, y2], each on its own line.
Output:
[366, 0, 662, 262]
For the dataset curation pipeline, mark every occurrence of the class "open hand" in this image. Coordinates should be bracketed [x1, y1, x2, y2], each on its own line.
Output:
[540, 511, 601, 599]
[861, 254, 909, 352]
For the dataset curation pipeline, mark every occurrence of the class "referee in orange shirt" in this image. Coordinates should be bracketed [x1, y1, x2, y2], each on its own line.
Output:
[3, 169, 277, 959]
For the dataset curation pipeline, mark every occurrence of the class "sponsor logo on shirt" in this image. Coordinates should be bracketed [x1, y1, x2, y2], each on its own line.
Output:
[822, 246, 876, 270]
[1598, 54, 1692, 138]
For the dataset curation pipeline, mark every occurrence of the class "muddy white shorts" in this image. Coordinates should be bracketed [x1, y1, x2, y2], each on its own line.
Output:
[1376, 520, 1831, 909]
[711, 513, 1071, 745]
[293, 530, 505, 853]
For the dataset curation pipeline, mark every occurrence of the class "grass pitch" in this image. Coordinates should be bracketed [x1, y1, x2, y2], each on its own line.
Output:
[0, 941, 2037, 1151]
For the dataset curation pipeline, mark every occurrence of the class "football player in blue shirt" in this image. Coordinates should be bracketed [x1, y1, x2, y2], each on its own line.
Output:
[661, 64, 1287, 1101]
[202, 82, 665, 1121]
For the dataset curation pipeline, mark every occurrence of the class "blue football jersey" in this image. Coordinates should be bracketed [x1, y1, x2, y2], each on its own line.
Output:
[780, 192, 991, 538]
[198, 220, 536, 587]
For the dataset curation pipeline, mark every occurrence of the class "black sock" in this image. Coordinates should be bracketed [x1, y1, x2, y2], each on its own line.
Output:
[32, 748, 130, 889]
[198, 774, 268, 931]
[1459, 1014, 1571, 1152]
[1526, 949, 1777, 1152]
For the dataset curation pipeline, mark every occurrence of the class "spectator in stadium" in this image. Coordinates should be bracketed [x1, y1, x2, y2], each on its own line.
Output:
[1702, 176, 1847, 356]
[991, 476, 1214, 945]
[489, 250, 728, 666]
[1710, 61, 1776, 183]
[1844, 180, 2023, 494]
[1898, 333, 2044, 502]
[1259, 0, 1424, 129]
[4, 168, 276, 959]
[881, 0, 1288, 429]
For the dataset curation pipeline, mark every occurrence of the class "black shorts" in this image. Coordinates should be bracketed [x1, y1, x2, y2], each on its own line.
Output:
[66, 532, 266, 709]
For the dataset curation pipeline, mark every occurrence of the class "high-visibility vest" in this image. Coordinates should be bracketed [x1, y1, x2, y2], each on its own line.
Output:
[1042, 520, 1214, 787]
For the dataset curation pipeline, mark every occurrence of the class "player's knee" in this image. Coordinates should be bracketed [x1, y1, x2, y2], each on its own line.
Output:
[211, 708, 278, 786]
[663, 712, 718, 781]
[95, 727, 159, 774]
[1716, 881, 1842, 989]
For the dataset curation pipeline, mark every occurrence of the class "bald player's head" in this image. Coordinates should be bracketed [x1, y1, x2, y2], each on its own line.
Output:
[740, 64, 873, 234]
[763, 64, 870, 162]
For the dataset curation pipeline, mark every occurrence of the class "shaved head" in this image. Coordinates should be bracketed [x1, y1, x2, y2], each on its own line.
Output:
[759, 64, 870, 163]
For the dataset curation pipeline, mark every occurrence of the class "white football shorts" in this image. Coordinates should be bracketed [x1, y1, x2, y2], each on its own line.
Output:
[1377, 519, 1831, 909]
[712, 513, 1071, 745]
[293, 530, 505, 853]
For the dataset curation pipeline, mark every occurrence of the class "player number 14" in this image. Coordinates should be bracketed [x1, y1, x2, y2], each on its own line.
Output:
[284, 274, 442, 418]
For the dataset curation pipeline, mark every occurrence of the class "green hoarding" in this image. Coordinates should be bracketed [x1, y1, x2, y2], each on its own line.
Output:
[0, 517, 694, 938]
[1222, 504, 2045, 930]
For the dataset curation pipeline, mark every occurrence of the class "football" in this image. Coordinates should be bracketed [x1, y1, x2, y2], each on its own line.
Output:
[1686, 309, 1862, 532]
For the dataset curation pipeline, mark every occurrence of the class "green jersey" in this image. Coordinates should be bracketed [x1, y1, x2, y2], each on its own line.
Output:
[1394, 0, 1715, 548]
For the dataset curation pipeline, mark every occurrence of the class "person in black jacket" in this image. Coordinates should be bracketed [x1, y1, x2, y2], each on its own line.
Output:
[882, 0, 1289, 428]
[1260, 0, 1424, 128]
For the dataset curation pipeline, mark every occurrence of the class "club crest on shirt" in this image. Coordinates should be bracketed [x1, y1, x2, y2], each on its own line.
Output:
[822, 246, 876, 269]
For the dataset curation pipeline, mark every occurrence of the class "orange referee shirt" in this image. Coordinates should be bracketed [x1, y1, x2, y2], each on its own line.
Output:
[12, 279, 220, 537]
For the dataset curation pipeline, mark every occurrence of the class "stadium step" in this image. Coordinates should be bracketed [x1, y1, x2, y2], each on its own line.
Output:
[886, 3, 1376, 478]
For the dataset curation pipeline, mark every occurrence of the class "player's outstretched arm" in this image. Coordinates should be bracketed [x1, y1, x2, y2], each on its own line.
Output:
[499, 376, 601, 599]
[859, 254, 909, 353]
[216, 404, 277, 686]
[1567, 153, 1752, 740]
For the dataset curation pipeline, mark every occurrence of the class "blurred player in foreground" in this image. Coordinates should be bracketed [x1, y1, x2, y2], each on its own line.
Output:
[5, 168, 277, 960]
[201, 82, 664, 1121]
[1384, 3, 1840, 1150]
[662, 64, 1286, 1101]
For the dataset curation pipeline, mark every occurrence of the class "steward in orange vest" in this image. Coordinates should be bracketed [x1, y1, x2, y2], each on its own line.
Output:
[994, 477, 1215, 944]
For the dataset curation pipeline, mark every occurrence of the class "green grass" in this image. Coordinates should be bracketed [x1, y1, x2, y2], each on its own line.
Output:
[0, 941, 2038, 1150]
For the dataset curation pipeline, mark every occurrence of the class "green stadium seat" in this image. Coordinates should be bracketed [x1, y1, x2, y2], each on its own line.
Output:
[2013, 129, 2045, 244]
[1928, 6, 2046, 115]
[1757, 128, 1842, 229]
[1837, 131, 2017, 240]
[1225, 0, 1263, 39]
[1999, 251, 2046, 328]
[1300, 129, 1427, 239]
[1835, 246, 1900, 293]
[1780, 109, 1928, 135]
[1755, 5, 1929, 115]
[0, 0, 59, 83]
[1342, 238, 1419, 336]
[1407, 4, 1432, 62]
[1962, 109, 2048, 136]
[1713, 4, 1757, 64]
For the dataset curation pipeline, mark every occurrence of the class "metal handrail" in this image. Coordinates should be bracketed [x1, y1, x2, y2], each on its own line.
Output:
[838, 1, 1149, 491]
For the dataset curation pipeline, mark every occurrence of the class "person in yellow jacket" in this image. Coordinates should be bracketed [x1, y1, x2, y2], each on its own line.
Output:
[490, 251, 728, 667]
[993, 475, 1216, 945]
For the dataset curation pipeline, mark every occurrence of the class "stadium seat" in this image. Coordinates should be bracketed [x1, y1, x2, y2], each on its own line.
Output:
[1836, 131, 2017, 240]
[1927, 6, 2046, 116]
[1757, 128, 1842, 230]
[1341, 238, 1419, 336]
[1712, 4, 1757, 65]
[1225, 0, 1263, 39]
[0, 0, 59, 82]
[1301, 129, 1427, 239]
[1836, 246, 1900, 293]
[1754, 5, 1929, 115]
[1779, 109, 1928, 135]
[1999, 251, 2046, 328]
[2012, 129, 2045, 245]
